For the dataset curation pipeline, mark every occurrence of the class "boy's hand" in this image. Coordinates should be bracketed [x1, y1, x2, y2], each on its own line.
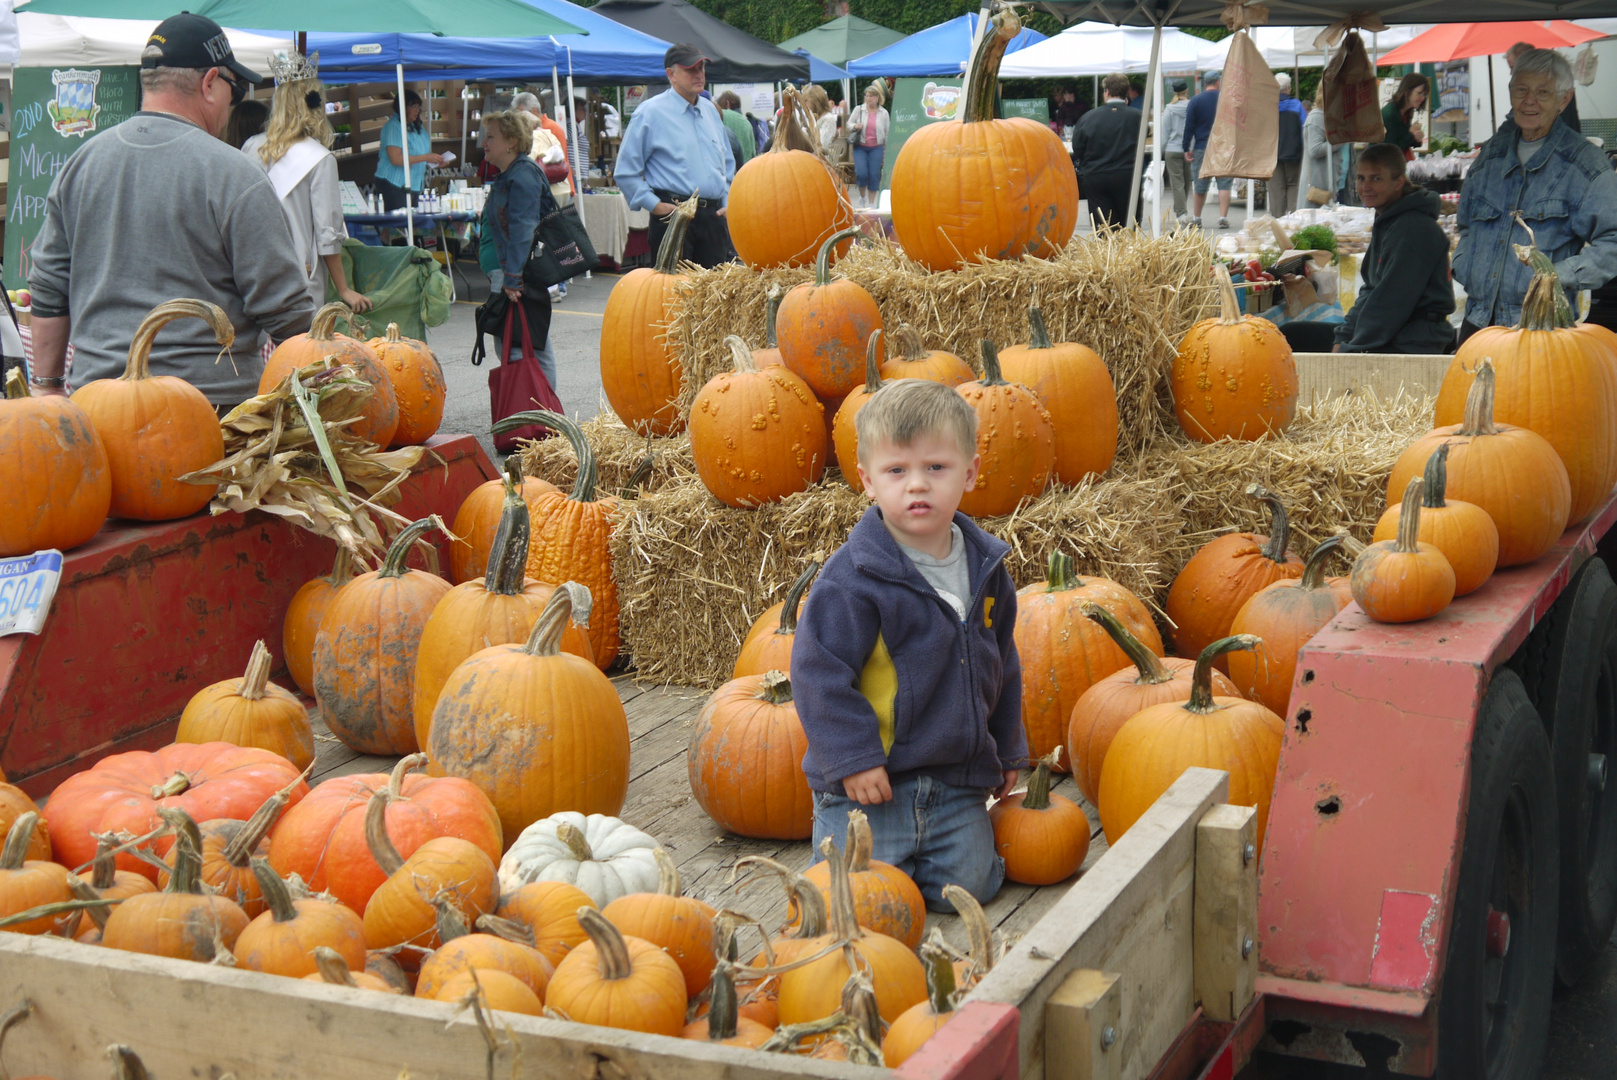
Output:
[994, 770, 1020, 800]
[841, 766, 893, 805]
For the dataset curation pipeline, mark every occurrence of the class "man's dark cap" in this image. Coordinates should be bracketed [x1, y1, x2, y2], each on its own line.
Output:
[143, 13, 262, 83]
[664, 42, 709, 69]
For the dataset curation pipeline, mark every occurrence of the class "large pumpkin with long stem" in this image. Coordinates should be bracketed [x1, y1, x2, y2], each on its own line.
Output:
[548, 907, 689, 1036]
[796, 809, 925, 949]
[70, 299, 227, 521]
[1227, 537, 1349, 716]
[1434, 229, 1617, 523]
[832, 329, 887, 491]
[1372, 444, 1498, 597]
[176, 640, 313, 770]
[600, 199, 696, 436]
[729, 88, 854, 269]
[429, 584, 631, 838]
[0, 813, 71, 935]
[366, 322, 445, 447]
[1351, 477, 1456, 624]
[1068, 604, 1239, 807]
[0, 367, 111, 557]
[890, 7, 1077, 271]
[267, 754, 502, 915]
[989, 750, 1091, 885]
[998, 308, 1118, 484]
[259, 303, 398, 446]
[102, 811, 250, 960]
[232, 858, 367, 978]
[777, 228, 883, 400]
[602, 848, 718, 998]
[880, 323, 974, 387]
[313, 517, 451, 755]
[956, 339, 1055, 517]
[448, 462, 559, 585]
[688, 670, 813, 840]
[1171, 267, 1298, 442]
[1166, 485, 1304, 664]
[1388, 359, 1570, 568]
[734, 560, 820, 678]
[361, 788, 500, 955]
[413, 466, 591, 749]
[283, 547, 355, 696]
[690, 335, 829, 507]
[1100, 636, 1284, 848]
[1015, 551, 1164, 772]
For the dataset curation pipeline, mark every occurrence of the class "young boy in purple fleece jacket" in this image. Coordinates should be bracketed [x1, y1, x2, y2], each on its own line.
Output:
[792, 379, 1028, 908]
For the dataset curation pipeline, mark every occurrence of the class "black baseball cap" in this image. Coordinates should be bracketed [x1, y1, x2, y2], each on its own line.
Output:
[143, 13, 262, 83]
[664, 43, 709, 69]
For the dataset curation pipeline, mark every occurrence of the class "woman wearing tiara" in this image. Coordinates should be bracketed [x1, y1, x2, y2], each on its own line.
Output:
[243, 52, 371, 314]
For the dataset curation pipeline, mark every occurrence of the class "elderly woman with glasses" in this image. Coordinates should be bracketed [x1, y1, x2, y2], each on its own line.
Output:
[1454, 48, 1617, 341]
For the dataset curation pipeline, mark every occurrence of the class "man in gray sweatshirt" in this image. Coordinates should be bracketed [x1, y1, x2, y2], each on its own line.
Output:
[26, 13, 314, 408]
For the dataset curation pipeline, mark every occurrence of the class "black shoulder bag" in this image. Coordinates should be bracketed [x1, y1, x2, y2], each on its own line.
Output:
[522, 166, 600, 290]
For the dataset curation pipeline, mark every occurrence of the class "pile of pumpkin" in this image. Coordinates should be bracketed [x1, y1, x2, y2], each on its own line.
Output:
[0, 299, 446, 560]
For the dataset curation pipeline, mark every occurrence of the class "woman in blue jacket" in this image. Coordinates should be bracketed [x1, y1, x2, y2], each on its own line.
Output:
[479, 111, 559, 393]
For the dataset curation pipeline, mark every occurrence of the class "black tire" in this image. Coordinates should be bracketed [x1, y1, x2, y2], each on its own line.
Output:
[1515, 556, 1617, 987]
[1437, 668, 1558, 1080]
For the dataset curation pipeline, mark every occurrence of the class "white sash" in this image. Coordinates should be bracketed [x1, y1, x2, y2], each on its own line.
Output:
[266, 138, 329, 201]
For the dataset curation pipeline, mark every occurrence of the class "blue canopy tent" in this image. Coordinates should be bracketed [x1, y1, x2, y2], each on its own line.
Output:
[846, 13, 1045, 77]
[793, 49, 853, 82]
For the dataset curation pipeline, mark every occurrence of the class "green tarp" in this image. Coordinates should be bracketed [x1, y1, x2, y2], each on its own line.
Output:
[326, 241, 452, 342]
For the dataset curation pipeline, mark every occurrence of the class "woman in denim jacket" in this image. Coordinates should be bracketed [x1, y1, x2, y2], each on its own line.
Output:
[1454, 49, 1617, 340]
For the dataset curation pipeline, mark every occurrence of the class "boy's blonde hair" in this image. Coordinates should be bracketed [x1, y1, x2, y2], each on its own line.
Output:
[855, 379, 979, 463]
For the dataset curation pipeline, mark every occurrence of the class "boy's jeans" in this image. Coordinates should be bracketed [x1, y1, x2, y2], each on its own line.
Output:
[812, 775, 1004, 911]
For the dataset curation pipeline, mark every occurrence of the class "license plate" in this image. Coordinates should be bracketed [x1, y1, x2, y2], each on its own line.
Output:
[0, 550, 63, 637]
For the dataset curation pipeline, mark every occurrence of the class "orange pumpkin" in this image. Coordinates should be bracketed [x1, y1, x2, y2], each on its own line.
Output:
[880, 323, 974, 387]
[0, 813, 71, 936]
[796, 809, 925, 949]
[366, 323, 445, 447]
[989, 750, 1091, 886]
[360, 787, 499, 956]
[302, 945, 404, 993]
[232, 857, 367, 978]
[1372, 444, 1498, 597]
[1165, 485, 1304, 664]
[547, 907, 689, 1036]
[157, 806, 281, 919]
[259, 303, 398, 446]
[682, 959, 774, 1048]
[1351, 477, 1456, 624]
[1227, 537, 1350, 716]
[497, 881, 597, 969]
[956, 339, 1055, 517]
[101, 811, 250, 960]
[414, 909, 555, 1001]
[70, 299, 226, 522]
[688, 670, 813, 841]
[830, 329, 887, 492]
[777, 228, 883, 400]
[69, 836, 158, 945]
[729, 89, 854, 270]
[599, 199, 694, 436]
[602, 848, 718, 998]
[0, 367, 111, 557]
[282, 547, 355, 696]
[432, 968, 544, 1015]
[1171, 267, 1298, 442]
[998, 308, 1118, 484]
[176, 640, 314, 770]
[1015, 552, 1165, 772]
[733, 559, 820, 679]
[690, 335, 829, 507]
[0, 783, 49, 864]
[890, 8, 1077, 272]
[884, 937, 960, 1067]
[447, 465, 559, 585]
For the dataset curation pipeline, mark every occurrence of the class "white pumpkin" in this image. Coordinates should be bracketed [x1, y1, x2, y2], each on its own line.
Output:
[498, 811, 662, 906]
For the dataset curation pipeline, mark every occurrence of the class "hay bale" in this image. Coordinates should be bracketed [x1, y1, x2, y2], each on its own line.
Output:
[516, 411, 695, 498]
[668, 228, 1217, 458]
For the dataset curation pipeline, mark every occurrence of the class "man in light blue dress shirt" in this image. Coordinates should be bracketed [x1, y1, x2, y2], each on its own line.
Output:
[614, 43, 737, 267]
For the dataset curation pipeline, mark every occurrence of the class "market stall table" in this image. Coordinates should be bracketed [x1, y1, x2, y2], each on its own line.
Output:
[576, 189, 647, 267]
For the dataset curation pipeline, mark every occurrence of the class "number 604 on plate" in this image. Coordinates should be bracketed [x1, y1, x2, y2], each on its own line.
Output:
[0, 550, 63, 637]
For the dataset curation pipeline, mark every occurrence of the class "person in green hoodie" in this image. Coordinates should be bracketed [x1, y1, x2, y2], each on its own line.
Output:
[1333, 143, 1455, 354]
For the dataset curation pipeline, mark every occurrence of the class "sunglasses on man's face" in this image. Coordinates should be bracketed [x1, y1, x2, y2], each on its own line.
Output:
[215, 70, 248, 106]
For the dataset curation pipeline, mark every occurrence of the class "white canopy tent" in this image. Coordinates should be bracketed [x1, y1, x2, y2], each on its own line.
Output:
[997, 21, 1204, 76]
[14, 13, 292, 71]
[1192, 23, 1429, 70]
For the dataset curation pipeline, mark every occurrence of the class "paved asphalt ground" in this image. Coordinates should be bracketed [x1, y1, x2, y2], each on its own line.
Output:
[425, 223, 1617, 1080]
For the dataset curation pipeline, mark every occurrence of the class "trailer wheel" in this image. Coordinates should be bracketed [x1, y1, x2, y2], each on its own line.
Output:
[1437, 668, 1557, 1080]
[1515, 556, 1617, 987]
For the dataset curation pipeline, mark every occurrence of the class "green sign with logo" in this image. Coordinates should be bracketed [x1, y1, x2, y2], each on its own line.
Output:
[879, 76, 964, 189]
[1001, 98, 1049, 123]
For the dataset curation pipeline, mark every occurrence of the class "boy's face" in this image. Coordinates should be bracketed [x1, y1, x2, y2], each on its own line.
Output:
[856, 432, 981, 553]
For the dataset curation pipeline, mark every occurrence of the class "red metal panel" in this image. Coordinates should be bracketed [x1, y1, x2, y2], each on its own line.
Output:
[0, 434, 495, 795]
[895, 1002, 1019, 1080]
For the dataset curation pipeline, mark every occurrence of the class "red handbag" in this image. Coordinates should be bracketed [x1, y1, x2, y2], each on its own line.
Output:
[489, 299, 563, 454]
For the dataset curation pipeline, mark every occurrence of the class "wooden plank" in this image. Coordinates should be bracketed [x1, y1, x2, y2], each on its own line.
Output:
[1192, 804, 1258, 1023]
[965, 768, 1230, 1080]
[1293, 352, 1451, 403]
[1045, 969, 1122, 1080]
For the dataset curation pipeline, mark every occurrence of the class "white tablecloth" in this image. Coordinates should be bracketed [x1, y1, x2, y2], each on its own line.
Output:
[578, 191, 633, 264]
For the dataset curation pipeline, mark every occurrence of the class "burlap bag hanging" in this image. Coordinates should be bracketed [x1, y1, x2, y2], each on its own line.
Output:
[1317, 13, 1387, 146]
[1198, 3, 1279, 182]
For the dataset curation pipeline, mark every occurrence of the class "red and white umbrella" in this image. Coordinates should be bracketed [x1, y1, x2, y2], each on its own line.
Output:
[1377, 20, 1605, 66]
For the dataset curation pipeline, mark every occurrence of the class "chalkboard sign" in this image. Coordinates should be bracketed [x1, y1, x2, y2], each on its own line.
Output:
[6, 66, 139, 291]
[1002, 98, 1050, 123]
[880, 76, 963, 188]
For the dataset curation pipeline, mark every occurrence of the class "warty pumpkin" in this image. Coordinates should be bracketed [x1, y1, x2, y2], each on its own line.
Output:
[602, 848, 718, 998]
[414, 908, 555, 1001]
[989, 750, 1091, 885]
[176, 640, 314, 770]
[447, 461, 559, 585]
[361, 786, 499, 956]
[1387, 358, 1570, 568]
[728, 89, 854, 270]
[259, 303, 398, 446]
[232, 857, 367, 978]
[688, 669, 813, 840]
[997, 308, 1118, 484]
[70, 299, 227, 522]
[1015, 552, 1165, 772]
[956, 339, 1055, 518]
[690, 335, 829, 507]
[777, 228, 883, 400]
[0, 783, 49, 864]
[733, 560, 820, 679]
[283, 547, 355, 695]
[0, 367, 111, 557]
[1351, 477, 1456, 624]
[101, 811, 250, 960]
[1226, 536, 1350, 716]
[302, 945, 403, 993]
[1068, 603, 1240, 808]
[1372, 444, 1498, 597]
[0, 813, 71, 936]
[1171, 267, 1298, 443]
[890, 6, 1077, 271]
[428, 584, 631, 839]
[496, 881, 597, 969]
[883, 935, 960, 1067]
[1098, 635, 1285, 850]
[1165, 484, 1304, 664]
[795, 808, 925, 949]
[366, 323, 445, 447]
[682, 959, 774, 1048]
[880, 323, 974, 387]
[599, 198, 695, 436]
[547, 907, 689, 1035]
[831, 329, 886, 492]
[312, 517, 451, 755]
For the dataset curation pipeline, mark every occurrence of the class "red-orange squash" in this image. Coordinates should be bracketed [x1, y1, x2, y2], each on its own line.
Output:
[956, 339, 1055, 517]
[367, 322, 445, 447]
[1227, 537, 1350, 716]
[989, 751, 1091, 885]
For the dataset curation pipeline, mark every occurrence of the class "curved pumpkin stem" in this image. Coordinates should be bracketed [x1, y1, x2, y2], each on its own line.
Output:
[110, 1046, 153, 1080]
[89, 835, 120, 890]
[124, 299, 233, 381]
[237, 640, 273, 702]
[387, 753, 427, 800]
[1213, 265, 1243, 326]
[484, 458, 532, 597]
[308, 302, 352, 343]
[757, 670, 793, 706]
[491, 410, 599, 504]
[476, 913, 537, 947]
[324, 546, 354, 588]
[521, 582, 593, 657]
[1422, 443, 1452, 510]
[707, 959, 744, 1040]
[0, 812, 39, 871]
[723, 334, 758, 375]
[251, 857, 300, 924]
[774, 87, 819, 155]
[943, 883, 995, 977]
[862, 330, 884, 395]
[822, 834, 864, 942]
[732, 855, 828, 938]
[1459, 359, 1500, 438]
[1394, 477, 1425, 555]
[1020, 749, 1059, 811]
[844, 808, 876, 874]
[378, 517, 437, 580]
[813, 228, 863, 287]
[652, 847, 684, 897]
[764, 285, 783, 349]
[1082, 602, 1170, 685]
[555, 822, 595, 863]
[920, 933, 959, 1015]
[1187, 635, 1261, 713]
[1512, 212, 1575, 330]
[154, 809, 205, 894]
[776, 560, 821, 636]
[364, 786, 405, 877]
[654, 197, 699, 275]
[1299, 535, 1347, 590]
[312, 945, 360, 986]
[978, 339, 1009, 387]
[1246, 485, 1293, 565]
[1026, 308, 1054, 350]
[0, 999, 36, 1073]
[621, 451, 657, 500]
[1045, 550, 1086, 593]
[891, 323, 929, 363]
[577, 906, 635, 980]
[961, 5, 1019, 123]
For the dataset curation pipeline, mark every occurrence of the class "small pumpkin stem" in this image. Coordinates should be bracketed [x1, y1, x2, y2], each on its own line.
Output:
[364, 788, 405, 877]
[1247, 484, 1293, 565]
[757, 670, 794, 705]
[556, 822, 595, 863]
[1213, 264, 1243, 325]
[1422, 444, 1451, 509]
[1299, 535, 1347, 590]
[943, 884, 995, 976]
[1460, 359, 1500, 437]
[379, 517, 437, 579]
[151, 772, 191, 799]
[90, 836, 120, 890]
[475, 914, 537, 947]
[0, 813, 39, 871]
[325, 546, 353, 587]
[863, 329, 884, 394]
[823, 833, 865, 943]
[732, 855, 828, 937]
[1045, 550, 1079, 592]
[385, 323, 403, 344]
[813, 228, 863, 287]
[577, 907, 635, 980]
[764, 285, 783, 349]
[109, 1046, 153, 1080]
[776, 560, 821, 635]
[1188, 636, 1261, 712]
[920, 934, 959, 1014]
[434, 895, 472, 942]
[1512, 212, 1574, 330]
[238, 640, 273, 701]
[773, 88, 818, 155]
[1082, 602, 1170, 685]
[962, 5, 1019, 123]
[1395, 477, 1425, 555]
[978, 339, 1009, 386]
[653, 197, 699, 274]
[1027, 308, 1054, 350]
[157, 810, 204, 894]
[388, 753, 428, 800]
[841, 968, 884, 1047]
[251, 857, 299, 924]
[723, 334, 758, 375]
[521, 582, 592, 657]
[4, 367, 29, 400]
[0, 1001, 34, 1073]
[893, 323, 928, 363]
[484, 458, 532, 597]
[653, 847, 683, 897]
[845, 809, 874, 874]
[67, 872, 113, 930]
[312, 945, 359, 986]
[621, 451, 657, 499]
[1020, 750, 1059, 811]
[707, 960, 742, 1040]
[123, 299, 233, 381]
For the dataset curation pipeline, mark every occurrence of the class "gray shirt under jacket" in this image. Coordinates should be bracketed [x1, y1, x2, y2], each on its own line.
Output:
[899, 524, 971, 622]
[28, 111, 315, 405]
